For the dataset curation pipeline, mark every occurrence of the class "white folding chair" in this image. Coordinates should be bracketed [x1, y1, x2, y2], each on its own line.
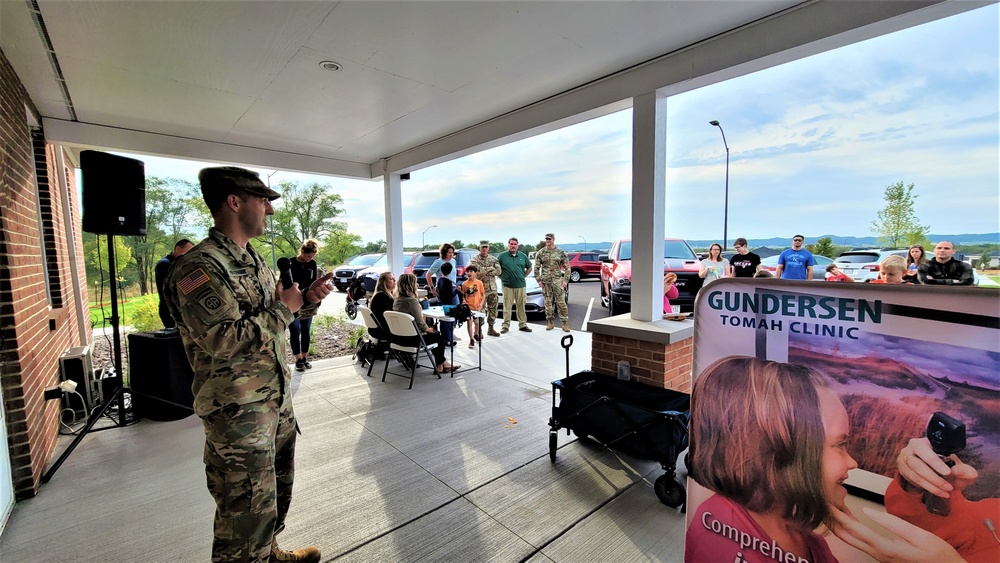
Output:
[382, 311, 440, 389]
[357, 306, 391, 378]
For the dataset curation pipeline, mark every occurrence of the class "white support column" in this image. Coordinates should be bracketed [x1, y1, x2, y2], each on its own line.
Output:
[383, 173, 404, 273]
[630, 91, 666, 322]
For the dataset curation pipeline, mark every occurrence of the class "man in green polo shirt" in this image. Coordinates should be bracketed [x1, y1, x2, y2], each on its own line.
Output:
[497, 237, 533, 333]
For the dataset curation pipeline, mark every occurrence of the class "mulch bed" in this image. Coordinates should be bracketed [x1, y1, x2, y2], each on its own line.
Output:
[90, 317, 359, 374]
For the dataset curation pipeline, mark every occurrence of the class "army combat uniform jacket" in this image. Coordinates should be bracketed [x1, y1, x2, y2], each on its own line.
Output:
[534, 246, 570, 285]
[164, 228, 296, 417]
[469, 253, 502, 293]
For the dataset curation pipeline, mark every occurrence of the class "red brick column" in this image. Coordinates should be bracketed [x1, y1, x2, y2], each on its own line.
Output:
[591, 332, 692, 393]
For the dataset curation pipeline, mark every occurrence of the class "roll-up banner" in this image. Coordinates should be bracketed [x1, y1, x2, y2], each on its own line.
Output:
[686, 278, 999, 563]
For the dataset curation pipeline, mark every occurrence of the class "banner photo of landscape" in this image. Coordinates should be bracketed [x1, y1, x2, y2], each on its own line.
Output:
[685, 278, 999, 563]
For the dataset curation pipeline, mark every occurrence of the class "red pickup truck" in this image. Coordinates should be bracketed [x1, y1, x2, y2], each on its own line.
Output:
[600, 239, 702, 315]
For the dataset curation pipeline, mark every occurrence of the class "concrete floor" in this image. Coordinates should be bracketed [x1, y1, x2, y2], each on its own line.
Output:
[0, 328, 687, 562]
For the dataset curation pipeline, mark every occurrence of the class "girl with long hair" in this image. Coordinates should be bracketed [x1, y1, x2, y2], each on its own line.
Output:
[904, 245, 926, 284]
[699, 243, 728, 286]
[392, 273, 458, 372]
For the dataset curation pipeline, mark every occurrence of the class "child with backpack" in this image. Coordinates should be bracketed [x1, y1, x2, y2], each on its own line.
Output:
[436, 262, 460, 346]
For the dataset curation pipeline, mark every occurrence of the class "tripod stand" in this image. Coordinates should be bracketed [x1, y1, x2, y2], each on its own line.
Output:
[43, 234, 130, 483]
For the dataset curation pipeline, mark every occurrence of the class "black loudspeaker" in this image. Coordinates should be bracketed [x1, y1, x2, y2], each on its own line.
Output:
[81, 150, 147, 236]
[127, 332, 195, 421]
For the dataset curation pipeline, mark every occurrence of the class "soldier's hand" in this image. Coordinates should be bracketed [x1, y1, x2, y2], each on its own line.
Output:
[278, 282, 304, 313]
[305, 272, 335, 303]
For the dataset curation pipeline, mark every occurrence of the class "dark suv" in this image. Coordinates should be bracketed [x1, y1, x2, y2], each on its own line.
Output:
[567, 252, 602, 282]
[600, 239, 701, 315]
[412, 249, 477, 289]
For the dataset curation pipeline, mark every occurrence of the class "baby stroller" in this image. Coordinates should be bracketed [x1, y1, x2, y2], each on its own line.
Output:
[345, 272, 379, 319]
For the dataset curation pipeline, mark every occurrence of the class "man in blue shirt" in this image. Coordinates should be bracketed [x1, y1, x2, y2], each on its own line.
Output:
[775, 235, 816, 280]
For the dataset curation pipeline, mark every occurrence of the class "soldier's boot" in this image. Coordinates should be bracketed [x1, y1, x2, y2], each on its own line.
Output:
[270, 538, 321, 563]
[488, 324, 501, 337]
[562, 321, 571, 332]
[546, 319, 554, 331]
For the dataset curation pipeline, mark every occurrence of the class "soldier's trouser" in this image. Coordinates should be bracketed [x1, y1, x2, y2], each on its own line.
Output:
[502, 287, 528, 329]
[203, 399, 296, 563]
[485, 292, 499, 326]
[542, 283, 568, 320]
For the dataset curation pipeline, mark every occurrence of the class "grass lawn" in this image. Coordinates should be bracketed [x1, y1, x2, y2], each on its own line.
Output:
[89, 294, 154, 327]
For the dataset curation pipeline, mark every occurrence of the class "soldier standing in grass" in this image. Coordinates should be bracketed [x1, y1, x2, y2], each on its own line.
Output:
[469, 240, 502, 336]
[534, 233, 571, 332]
[165, 167, 333, 563]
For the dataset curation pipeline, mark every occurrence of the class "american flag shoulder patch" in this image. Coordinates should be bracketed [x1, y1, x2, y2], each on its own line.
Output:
[178, 268, 210, 295]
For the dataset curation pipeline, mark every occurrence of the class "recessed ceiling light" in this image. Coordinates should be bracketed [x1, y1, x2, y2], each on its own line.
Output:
[319, 61, 342, 72]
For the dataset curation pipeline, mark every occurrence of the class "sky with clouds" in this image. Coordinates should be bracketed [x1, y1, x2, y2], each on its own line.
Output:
[134, 5, 998, 249]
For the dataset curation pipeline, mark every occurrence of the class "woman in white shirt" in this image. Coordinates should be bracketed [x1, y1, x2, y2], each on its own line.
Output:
[699, 243, 728, 286]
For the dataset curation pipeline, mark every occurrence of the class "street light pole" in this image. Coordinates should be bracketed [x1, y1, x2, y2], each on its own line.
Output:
[422, 225, 437, 250]
[709, 120, 730, 250]
[578, 235, 587, 251]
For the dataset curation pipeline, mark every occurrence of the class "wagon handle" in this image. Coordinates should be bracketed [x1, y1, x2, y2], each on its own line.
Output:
[561, 334, 573, 379]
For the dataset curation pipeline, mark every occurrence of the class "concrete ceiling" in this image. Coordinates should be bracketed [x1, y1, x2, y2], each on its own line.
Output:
[1, 1, 977, 180]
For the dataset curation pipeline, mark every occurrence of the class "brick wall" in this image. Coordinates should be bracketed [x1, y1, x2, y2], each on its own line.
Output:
[590, 333, 692, 393]
[0, 49, 86, 499]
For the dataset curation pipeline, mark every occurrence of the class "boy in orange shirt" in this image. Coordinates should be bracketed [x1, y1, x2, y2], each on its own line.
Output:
[461, 265, 486, 348]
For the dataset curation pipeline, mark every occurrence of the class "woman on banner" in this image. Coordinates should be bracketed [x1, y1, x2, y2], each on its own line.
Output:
[686, 356, 965, 563]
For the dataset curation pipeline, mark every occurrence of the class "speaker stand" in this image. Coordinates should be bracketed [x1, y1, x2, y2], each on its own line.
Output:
[43, 234, 130, 483]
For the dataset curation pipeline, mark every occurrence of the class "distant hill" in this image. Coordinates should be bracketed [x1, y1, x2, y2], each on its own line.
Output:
[555, 233, 998, 253]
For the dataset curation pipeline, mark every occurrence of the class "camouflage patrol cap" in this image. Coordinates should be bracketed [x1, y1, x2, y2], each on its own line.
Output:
[545, 233, 555, 239]
[198, 167, 281, 201]
[479, 240, 490, 248]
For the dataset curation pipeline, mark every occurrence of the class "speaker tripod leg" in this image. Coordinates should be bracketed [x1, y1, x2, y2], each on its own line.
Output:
[41, 386, 126, 484]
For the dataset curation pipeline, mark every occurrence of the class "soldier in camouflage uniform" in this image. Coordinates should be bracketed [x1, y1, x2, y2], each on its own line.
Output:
[164, 167, 333, 563]
[469, 240, 503, 336]
[533, 233, 571, 332]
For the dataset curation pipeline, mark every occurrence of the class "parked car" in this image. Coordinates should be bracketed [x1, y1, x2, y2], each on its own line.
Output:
[760, 254, 835, 278]
[332, 253, 384, 291]
[567, 251, 602, 282]
[832, 249, 907, 283]
[496, 273, 569, 316]
[357, 252, 418, 279]
[411, 249, 477, 289]
[600, 238, 701, 315]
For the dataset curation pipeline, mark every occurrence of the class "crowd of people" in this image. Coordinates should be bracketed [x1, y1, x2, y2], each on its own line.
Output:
[708, 236, 976, 285]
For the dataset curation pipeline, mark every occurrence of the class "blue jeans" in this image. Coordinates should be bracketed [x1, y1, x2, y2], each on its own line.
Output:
[289, 316, 313, 356]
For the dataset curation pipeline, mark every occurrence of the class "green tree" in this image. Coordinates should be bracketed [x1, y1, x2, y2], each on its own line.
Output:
[809, 237, 837, 258]
[871, 181, 929, 248]
[270, 181, 347, 248]
[362, 240, 386, 253]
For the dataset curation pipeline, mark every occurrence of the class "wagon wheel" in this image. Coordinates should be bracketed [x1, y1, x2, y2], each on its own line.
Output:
[346, 301, 358, 320]
[549, 432, 558, 463]
[654, 474, 685, 508]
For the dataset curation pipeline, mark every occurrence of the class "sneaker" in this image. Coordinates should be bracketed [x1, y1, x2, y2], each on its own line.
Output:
[303, 359, 312, 369]
[519, 326, 533, 332]
[468, 341, 475, 349]
[270, 538, 320, 562]
[475, 333, 482, 341]
[295, 359, 305, 372]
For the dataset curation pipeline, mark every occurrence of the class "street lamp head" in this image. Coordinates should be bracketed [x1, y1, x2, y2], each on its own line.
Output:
[709, 120, 720, 126]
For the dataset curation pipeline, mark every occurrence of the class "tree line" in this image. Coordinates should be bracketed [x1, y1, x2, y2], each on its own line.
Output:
[84, 177, 363, 297]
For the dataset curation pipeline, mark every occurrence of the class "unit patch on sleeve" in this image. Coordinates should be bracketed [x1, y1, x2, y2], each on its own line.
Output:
[178, 268, 210, 295]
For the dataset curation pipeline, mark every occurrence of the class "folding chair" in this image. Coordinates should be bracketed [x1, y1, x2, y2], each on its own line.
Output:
[357, 306, 391, 378]
[382, 311, 440, 389]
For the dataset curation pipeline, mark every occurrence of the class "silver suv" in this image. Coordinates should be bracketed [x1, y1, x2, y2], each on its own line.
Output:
[833, 249, 907, 282]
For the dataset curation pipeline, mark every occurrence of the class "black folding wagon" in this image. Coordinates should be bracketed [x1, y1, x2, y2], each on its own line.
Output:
[548, 335, 690, 508]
